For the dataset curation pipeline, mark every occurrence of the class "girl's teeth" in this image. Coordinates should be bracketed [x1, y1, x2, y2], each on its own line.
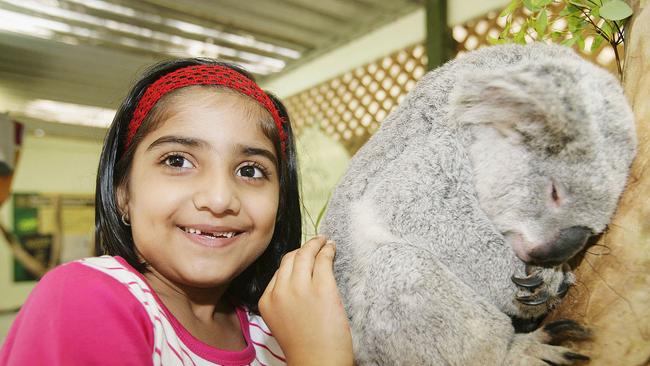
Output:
[184, 227, 236, 238]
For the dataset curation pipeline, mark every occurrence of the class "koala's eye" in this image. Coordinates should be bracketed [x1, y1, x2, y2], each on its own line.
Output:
[550, 182, 563, 206]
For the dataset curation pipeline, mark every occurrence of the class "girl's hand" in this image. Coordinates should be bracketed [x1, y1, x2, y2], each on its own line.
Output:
[259, 236, 353, 366]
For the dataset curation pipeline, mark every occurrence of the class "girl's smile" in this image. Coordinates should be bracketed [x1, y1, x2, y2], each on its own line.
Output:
[178, 224, 246, 249]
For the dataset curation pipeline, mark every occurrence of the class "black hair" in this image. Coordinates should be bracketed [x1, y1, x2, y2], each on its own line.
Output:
[94, 58, 302, 313]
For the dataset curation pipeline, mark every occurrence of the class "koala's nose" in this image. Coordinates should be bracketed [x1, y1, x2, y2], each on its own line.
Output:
[528, 226, 592, 266]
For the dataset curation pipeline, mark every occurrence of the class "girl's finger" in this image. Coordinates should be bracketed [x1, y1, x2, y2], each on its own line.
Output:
[259, 270, 279, 314]
[292, 235, 328, 283]
[313, 241, 337, 285]
[262, 270, 279, 297]
[274, 250, 296, 287]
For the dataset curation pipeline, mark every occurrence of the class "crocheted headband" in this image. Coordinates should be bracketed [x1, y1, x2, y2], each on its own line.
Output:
[125, 64, 287, 154]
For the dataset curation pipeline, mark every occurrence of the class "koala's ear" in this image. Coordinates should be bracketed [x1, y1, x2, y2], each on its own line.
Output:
[449, 65, 590, 155]
[448, 72, 548, 132]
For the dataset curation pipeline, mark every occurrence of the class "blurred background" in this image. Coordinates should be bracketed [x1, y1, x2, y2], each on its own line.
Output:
[0, 0, 623, 343]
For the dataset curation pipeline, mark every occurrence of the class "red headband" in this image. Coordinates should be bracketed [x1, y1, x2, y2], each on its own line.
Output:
[125, 64, 287, 153]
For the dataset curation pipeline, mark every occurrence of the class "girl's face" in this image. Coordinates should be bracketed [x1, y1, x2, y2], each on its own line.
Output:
[119, 87, 280, 290]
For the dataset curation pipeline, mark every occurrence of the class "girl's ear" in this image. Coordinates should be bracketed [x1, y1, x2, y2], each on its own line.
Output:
[116, 183, 130, 216]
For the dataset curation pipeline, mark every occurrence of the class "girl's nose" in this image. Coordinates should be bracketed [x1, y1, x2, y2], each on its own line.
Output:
[192, 173, 241, 216]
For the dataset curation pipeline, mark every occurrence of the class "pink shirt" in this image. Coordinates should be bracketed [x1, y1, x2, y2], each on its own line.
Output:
[0, 256, 285, 366]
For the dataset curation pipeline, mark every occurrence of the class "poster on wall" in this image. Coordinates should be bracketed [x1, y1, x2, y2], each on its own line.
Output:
[12, 193, 95, 282]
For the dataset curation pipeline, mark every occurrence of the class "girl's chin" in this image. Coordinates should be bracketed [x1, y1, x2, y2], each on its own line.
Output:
[175, 270, 236, 289]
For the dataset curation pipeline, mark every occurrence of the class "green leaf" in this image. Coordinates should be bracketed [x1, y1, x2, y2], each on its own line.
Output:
[591, 6, 600, 18]
[503, 20, 512, 35]
[567, 15, 581, 32]
[314, 192, 331, 234]
[560, 3, 581, 16]
[535, 8, 549, 35]
[522, 0, 539, 11]
[567, 0, 590, 7]
[514, 24, 528, 43]
[591, 34, 605, 51]
[600, 0, 633, 20]
[600, 20, 613, 38]
[561, 36, 578, 46]
[551, 31, 564, 41]
[500, 0, 521, 17]
[577, 35, 586, 50]
[488, 35, 507, 44]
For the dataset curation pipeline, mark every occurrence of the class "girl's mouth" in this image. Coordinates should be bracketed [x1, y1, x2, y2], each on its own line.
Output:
[178, 226, 244, 248]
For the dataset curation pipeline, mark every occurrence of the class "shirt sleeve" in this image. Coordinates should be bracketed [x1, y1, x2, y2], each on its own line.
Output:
[0, 262, 154, 366]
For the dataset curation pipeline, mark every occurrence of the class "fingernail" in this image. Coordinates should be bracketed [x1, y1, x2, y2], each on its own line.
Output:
[326, 240, 335, 246]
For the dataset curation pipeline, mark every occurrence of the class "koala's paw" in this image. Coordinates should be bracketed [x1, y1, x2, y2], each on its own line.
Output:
[511, 264, 574, 315]
[505, 320, 591, 366]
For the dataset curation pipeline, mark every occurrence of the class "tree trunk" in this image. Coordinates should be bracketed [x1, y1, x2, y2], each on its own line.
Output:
[547, 2, 650, 364]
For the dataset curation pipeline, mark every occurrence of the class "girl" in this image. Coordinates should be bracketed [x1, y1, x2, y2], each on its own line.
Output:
[0, 59, 352, 365]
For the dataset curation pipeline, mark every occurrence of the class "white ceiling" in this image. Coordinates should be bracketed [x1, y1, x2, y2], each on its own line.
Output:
[0, 0, 423, 139]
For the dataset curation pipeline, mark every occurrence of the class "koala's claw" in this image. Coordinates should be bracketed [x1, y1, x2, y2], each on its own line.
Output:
[516, 290, 550, 306]
[511, 273, 544, 289]
[513, 264, 575, 314]
[543, 319, 592, 343]
[505, 320, 591, 366]
[564, 351, 590, 361]
[557, 281, 570, 298]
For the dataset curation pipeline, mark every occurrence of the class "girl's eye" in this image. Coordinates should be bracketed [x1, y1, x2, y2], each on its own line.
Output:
[163, 154, 194, 169]
[237, 164, 266, 179]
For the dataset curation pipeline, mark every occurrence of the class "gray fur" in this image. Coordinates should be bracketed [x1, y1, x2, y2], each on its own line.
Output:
[321, 43, 636, 365]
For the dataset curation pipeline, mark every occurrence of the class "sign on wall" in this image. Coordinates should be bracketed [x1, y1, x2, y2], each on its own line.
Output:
[12, 193, 94, 282]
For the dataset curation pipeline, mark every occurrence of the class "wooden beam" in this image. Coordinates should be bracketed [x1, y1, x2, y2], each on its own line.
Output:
[425, 0, 452, 70]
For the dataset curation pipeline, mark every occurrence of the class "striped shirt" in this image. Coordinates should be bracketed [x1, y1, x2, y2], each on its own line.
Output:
[0, 256, 286, 366]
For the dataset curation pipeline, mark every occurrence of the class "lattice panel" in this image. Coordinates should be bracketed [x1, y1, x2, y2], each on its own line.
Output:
[286, 4, 620, 155]
[284, 44, 428, 154]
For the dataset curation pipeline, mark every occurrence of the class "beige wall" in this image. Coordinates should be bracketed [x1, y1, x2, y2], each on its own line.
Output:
[0, 134, 102, 342]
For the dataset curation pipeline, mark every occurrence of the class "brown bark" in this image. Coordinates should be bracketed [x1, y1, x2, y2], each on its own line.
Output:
[547, 2, 650, 364]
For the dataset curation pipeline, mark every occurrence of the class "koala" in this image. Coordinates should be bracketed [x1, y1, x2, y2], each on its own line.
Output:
[321, 43, 637, 365]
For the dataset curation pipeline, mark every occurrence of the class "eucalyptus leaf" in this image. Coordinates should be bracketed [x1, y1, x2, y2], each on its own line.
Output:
[314, 192, 332, 234]
[577, 36, 586, 51]
[535, 9, 548, 35]
[591, 35, 605, 51]
[500, 0, 520, 17]
[560, 3, 581, 16]
[600, 20, 613, 37]
[531, 0, 547, 9]
[503, 21, 512, 35]
[488, 35, 508, 45]
[600, 0, 633, 20]
[551, 31, 563, 41]
[513, 27, 524, 43]
[523, 0, 539, 11]
[567, 16, 580, 32]
[561, 36, 578, 46]
[591, 6, 600, 18]
[567, 0, 590, 7]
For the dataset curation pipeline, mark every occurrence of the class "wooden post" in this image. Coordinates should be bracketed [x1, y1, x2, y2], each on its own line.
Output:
[547, 1, 650, 364]
[425, 0, 453, 70]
